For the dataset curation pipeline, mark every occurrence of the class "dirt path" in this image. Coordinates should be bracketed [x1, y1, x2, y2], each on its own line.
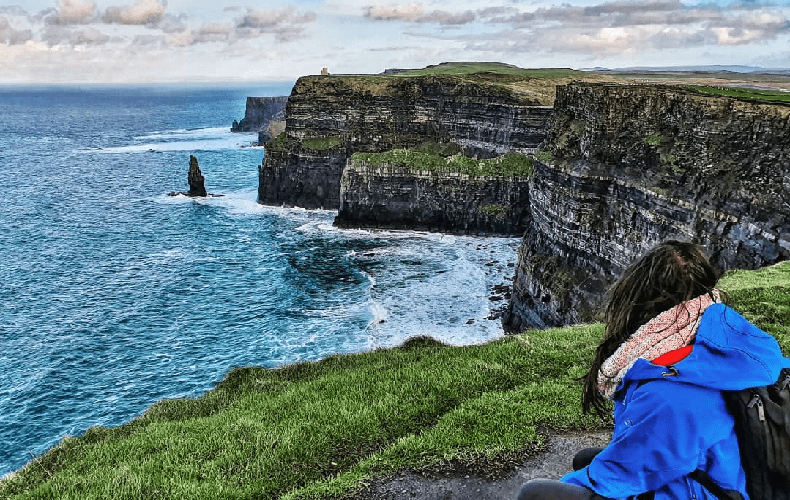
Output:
[344, 430, 611, 500]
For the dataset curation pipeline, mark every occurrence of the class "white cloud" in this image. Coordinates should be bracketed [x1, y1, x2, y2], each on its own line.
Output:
[365, 3, 423, 21]
[234, 7, 317, 42]
[43, 25, 112, 45]
[364, 3, 476, 25]
[103, 0, 166, 25]
[46, 0, 97, 25]
[2, 0, 790, 83]
[0, 16, 34, 44]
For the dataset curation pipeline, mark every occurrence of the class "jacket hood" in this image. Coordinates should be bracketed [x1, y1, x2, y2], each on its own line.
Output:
[620, 303, 790, 393]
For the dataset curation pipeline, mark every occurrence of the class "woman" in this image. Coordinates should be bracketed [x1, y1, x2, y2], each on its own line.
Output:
[517, 240, 790, 500]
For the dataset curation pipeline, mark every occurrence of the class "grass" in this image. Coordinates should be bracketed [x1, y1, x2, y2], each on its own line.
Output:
[2, 261, 788, 499]
[717, 260, 790, 347]
[684, 85, 790, 103]
[533, 150, 552, 164]
[301, 63, 615, 105]
[302, 137, 342, 150]
[390, 63, 582, 79]
[265, 134, 342, 152]
[350, 148, 534, 177]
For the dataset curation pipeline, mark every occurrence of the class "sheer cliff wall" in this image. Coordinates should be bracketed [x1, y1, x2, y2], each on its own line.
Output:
[335, 161, 531, 235]
[231, 96, 288, 141]
[503, 82, 790, 331]
[257, 75, 552, 209]
[256, 75, 790, 331]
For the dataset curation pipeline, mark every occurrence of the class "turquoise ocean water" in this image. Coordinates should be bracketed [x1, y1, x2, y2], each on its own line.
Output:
[0, 84, 520, 476]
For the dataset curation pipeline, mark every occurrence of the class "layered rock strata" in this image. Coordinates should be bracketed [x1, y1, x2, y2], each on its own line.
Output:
[503, 82, 790, 331]
[335, 160, 530, 235]
[231, 96, 288, 141]
[257, 75, 552, 209]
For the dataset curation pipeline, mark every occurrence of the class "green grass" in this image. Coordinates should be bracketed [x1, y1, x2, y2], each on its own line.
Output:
[685, 85, 790, 103]
[390, 63, 581, 79]
[350, 148, 534, 177]
[302, 137, 342, 150]
[534, 150, 552, 163]
[2, 261, 788, 499]
[265, 132, 288, 151]
[643, 133, 663, 146]
[718, 260, 790, 347]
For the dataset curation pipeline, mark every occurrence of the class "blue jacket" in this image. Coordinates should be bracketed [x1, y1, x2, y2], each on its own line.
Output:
[562, 303, 790, 500]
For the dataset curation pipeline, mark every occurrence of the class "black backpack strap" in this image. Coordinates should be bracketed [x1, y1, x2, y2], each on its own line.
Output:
[688, 469, 745, 500]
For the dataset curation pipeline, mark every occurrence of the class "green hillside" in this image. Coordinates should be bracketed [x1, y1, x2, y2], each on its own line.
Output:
[2, 261, 788, 499]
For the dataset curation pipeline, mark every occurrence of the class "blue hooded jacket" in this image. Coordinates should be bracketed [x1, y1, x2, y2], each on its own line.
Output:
[562, 303, 790, 500]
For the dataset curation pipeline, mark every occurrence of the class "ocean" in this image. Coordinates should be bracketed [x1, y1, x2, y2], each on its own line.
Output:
[0, 84, 521, 476]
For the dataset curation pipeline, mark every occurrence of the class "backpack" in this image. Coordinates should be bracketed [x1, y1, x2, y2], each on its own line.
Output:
[690, 367, 790, 500]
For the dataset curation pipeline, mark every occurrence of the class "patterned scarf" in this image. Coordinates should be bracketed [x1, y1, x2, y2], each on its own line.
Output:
[598, 290, 721, 400]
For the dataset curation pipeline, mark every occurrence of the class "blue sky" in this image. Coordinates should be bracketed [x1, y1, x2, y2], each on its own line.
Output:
[1, 0, 789, 83]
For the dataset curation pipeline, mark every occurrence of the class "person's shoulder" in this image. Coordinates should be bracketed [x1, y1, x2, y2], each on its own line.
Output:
[700, 303, 768, 339]
[630, 376, 723, 411]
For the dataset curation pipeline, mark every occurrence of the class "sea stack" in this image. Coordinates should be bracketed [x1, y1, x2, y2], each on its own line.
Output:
[187, 155, 207, 197]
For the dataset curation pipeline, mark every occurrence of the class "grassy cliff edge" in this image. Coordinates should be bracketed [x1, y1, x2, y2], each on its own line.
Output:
[2, 262, 788, 500]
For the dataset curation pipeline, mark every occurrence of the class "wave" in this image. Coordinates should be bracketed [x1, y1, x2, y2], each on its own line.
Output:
[85, 127, 260, 154]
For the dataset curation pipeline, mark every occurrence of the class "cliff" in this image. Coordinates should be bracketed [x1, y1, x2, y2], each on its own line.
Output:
[334, 153, 532, 235]
[257, 74, 552, 209]
[502, 82, 790, 331]
[231, 96, 288, 141]
[256, 68, 789, 331]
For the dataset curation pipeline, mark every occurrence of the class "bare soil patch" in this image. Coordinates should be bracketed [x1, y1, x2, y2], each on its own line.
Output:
[341, 430, 611, 500]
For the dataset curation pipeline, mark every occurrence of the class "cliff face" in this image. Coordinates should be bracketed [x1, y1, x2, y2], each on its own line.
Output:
[335, 160, 530, 235]
[257, 74, 789, 331]
[232, 96, 288, 140]
[503, 82, 790, 331]
[257, 137, 347, 210]
[258, 75, 552, 209]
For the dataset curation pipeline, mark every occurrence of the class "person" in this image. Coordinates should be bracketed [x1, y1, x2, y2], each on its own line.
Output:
[517, 240, 790, 500]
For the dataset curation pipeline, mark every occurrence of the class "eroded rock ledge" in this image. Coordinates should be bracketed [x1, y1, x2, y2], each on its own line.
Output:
[257, 74, 552, 210]
[334, 160, 530, 236]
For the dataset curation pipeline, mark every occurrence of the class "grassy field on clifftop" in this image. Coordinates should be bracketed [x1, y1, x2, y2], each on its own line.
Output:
[350, 147, 535, 177]
[2, 262, 788, 500]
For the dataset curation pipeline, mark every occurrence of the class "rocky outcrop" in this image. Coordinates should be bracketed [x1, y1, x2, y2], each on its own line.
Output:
[187, 155, 207, 196]
[503, 82, 790, 331]
[257, 135, 347, 210]
[168, 155, 223, 198]
[334, 159, 531, 235]
[231, 96, 288, 141]
[168, 155, 207, 197]
[257, 75, 552, 209]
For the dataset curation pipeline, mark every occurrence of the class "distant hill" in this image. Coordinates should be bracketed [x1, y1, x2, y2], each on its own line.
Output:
[588, 65, 790, 76]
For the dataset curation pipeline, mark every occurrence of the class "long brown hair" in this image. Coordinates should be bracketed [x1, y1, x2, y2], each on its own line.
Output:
[581, 240, 720, 416]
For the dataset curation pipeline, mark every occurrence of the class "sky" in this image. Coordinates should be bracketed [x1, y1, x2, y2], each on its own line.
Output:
[1, 0, 789, 83]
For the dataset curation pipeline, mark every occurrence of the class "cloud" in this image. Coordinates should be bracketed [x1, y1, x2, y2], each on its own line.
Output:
[0, 6, 30, 17]
[364, 3, 476, 25]
[130, 33, 165, 46]
[157, 14, 188, 34]
[0, 16, 34, 45]
[165, 7, 318, 47]
[42, 25, 112, 46]
[450, 0, 790, 56]
[364, 3, 422, 21]
[234, 7, 317, 42]
[103, 0, 166, 26]
[235, 7, 317, 29]
[46, 0, 97, 25]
